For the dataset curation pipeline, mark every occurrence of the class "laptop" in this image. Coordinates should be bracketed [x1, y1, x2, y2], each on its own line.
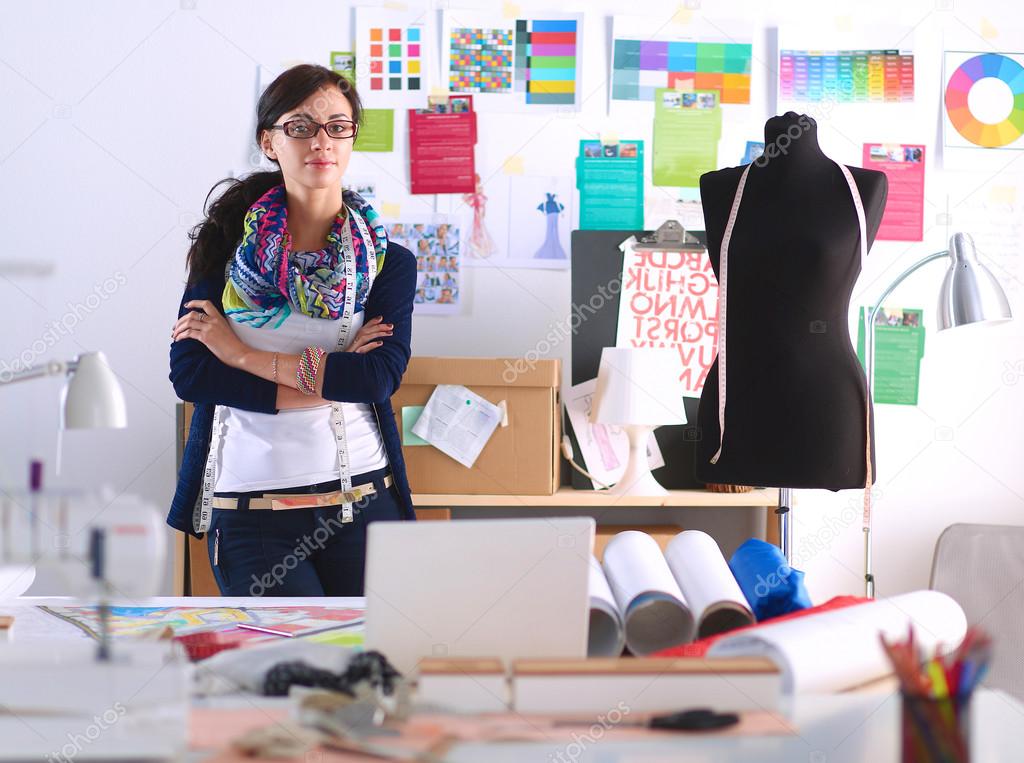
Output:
[364, 517, 595, 675]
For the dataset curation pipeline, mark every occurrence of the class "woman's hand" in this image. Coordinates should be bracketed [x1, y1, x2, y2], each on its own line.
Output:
[171, 300, 248, 368]
[348, 316, 393, 354]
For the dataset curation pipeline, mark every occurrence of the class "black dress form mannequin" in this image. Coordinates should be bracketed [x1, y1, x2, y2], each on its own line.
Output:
[695, 113, 888, 489]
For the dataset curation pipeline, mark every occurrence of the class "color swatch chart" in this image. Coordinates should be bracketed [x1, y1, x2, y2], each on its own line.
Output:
[367, 27, 422, 92]
[612, 40, 753, 104]
[449, 28, 514, 92]
[779, 49, 914, 102]
[514, 19, 579, 106]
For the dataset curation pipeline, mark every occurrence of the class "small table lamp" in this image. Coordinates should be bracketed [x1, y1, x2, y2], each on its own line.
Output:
[590, 347, 687, 496]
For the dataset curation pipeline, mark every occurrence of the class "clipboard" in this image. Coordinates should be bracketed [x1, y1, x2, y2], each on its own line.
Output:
[567, 222, 709, 491]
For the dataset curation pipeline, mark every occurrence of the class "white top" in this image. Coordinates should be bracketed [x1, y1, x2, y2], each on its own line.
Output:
[213, 309, 388, 492]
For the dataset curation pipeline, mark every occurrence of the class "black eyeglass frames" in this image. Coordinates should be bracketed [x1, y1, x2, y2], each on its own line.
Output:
[270, 118, 358, 140]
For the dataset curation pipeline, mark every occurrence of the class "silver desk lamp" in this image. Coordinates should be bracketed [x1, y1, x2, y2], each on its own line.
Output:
[862, 232, 1012, 597]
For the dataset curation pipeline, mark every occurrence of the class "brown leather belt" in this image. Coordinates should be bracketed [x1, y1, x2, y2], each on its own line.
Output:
[211, 475, 394, 511]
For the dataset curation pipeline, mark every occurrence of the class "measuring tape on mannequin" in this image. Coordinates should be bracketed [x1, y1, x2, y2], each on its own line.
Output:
[193, 206, 379, 536]
[709, 162, 872, 527]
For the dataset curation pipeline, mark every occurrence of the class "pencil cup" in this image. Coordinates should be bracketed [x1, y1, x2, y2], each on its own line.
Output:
[901, 691, 971, 763]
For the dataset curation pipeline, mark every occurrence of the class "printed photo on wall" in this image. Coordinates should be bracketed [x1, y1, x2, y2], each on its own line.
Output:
[386, 221, 461, 315]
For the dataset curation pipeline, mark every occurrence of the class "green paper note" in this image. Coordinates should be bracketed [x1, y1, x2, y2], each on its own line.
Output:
[354, 109, 394, 152]
[402, 406, 429, 446]
[856, 307, 926, 405]
[329, 50, 355, 83]
[652, 88, 721, 188]
[576, 140, 644, 230]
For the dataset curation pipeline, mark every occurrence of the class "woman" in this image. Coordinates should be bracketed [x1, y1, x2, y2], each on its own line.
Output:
[167, 64, 417, 597]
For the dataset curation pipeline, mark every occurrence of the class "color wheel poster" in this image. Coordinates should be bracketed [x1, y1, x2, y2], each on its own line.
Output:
[943, 51, 1024, 151]
[441, 11, 583, 112]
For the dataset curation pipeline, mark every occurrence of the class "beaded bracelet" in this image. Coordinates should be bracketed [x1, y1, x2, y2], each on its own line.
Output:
[272, 352, 278, 383]
[297, 346, 326, 395]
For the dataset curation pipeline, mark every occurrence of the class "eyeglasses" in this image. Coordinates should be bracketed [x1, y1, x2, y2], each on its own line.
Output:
[270, 118, 358, 140]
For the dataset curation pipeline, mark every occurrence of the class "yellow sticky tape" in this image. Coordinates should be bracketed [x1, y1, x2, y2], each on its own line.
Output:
[988, 185, 1017, 204]
[503, 2, 521, 19]
[381, 202, 401, 218]
[503, 155, 525, 175]
[672, 5, 693, 24]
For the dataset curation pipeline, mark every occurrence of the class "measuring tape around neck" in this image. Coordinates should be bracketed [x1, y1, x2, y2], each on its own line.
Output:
[708, 162, 872, 525]
[193, 206, 380, 535]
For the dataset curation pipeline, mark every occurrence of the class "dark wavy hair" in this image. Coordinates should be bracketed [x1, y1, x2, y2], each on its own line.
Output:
[184, 64, 362, 285]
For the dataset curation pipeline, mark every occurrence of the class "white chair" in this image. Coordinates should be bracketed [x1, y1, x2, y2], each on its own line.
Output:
[929, 523, 1024, 701]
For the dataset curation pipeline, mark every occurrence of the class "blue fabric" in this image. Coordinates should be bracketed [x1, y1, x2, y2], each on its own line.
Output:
[728, 538, 813, 621]
[207, 466, 402, 596]
[167, 242, 417, 538]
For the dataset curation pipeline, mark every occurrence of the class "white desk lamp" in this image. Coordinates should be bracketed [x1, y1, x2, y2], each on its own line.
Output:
[861, 232, 1012, 597]
[0, 350, 127, 428]
[590, 347, 687, 496]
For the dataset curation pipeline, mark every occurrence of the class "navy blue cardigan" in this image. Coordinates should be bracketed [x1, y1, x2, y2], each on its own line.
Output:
[167, 242, 418, 538]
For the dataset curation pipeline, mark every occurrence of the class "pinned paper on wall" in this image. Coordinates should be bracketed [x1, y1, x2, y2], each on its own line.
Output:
[577, 140, 644, 230]
[776, 25, 916, 107]
[355, 7, 429, 108]
[862, 143, 925, 241]
[652, 89, 722, 187]
[856, 307, 925, 405]
[387, 221, 462, 315]
[609, 15, 753, 111]
[444, 173, 573, 270]
[330, 50, 356, 83]
[615, 236, 718, 398]
[409, 94, 477, 194]
[943, 51, 1024, 150]
[442, 11, 583, 112]
[354, 109, 395, 152]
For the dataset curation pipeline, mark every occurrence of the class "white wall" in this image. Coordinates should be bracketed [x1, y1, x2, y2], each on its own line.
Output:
[1, 0, 1021, 598]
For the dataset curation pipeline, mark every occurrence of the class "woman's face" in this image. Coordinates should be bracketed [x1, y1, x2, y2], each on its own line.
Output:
[260, 85, 355, 192]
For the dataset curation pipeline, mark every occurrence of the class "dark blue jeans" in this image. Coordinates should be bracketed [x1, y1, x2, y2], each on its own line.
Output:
[207, 466, 401, 596]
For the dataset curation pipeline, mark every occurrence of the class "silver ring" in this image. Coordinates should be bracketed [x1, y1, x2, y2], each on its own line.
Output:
[199, 313, 206, 322]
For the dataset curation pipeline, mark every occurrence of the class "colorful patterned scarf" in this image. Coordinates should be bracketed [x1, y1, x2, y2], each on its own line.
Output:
[222, 184, 387, 328]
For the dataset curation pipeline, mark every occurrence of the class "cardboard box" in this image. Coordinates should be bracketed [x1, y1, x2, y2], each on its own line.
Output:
[391, 357, 560, 495]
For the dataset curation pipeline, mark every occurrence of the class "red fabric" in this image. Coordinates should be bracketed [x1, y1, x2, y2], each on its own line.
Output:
[653, 595, 871, 658]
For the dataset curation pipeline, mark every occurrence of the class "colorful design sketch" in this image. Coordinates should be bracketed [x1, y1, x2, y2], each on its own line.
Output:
[534, 193, 567, 260]
[462, 173, 497, 259]
[41, 605, 364, 641]
[515, 19, 579, 106]
[779, 49, 914, 102]
[612, 40, 752, 104]
[449, 28, 514, 92]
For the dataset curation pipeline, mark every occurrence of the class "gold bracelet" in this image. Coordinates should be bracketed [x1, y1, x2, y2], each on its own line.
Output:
[272, 352, 278, 383]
